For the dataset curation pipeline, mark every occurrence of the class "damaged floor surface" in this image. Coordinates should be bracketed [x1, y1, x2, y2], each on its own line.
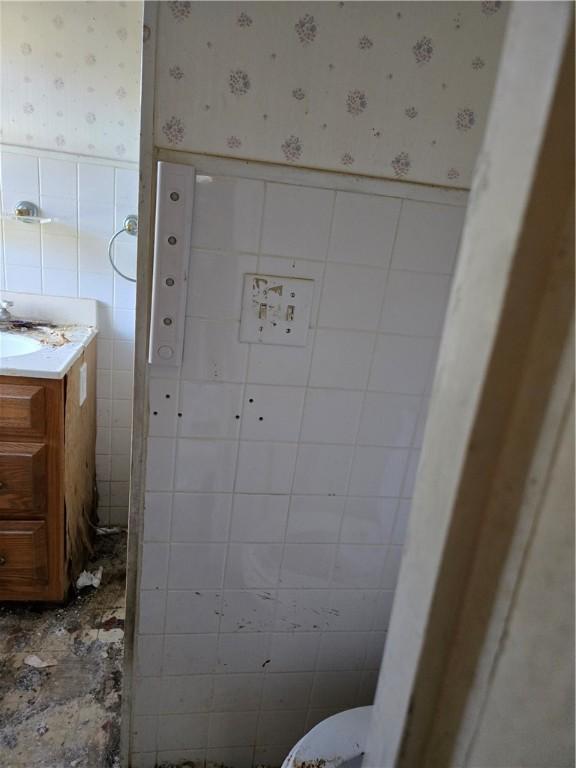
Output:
[0, 531, 127, 768]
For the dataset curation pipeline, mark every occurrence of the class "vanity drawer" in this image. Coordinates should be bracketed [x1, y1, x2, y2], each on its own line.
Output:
[0, 383, 46, 437]
[0, 443, 47, 511]
[0, 520, 48, 584]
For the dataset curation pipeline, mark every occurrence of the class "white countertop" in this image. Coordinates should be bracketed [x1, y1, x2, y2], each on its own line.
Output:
[0, 325, 98, 379]
[0, 292, 99, 380]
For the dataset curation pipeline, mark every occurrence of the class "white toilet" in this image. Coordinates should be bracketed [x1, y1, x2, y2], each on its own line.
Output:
[281, 706, 372, 768]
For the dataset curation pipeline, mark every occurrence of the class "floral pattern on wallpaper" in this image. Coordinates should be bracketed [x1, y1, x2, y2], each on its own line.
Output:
[1, 2, 142, 161]
[156, 1, 508, 188]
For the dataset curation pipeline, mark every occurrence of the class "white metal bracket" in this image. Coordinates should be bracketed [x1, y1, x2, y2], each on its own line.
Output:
[148, 161, 195, 366]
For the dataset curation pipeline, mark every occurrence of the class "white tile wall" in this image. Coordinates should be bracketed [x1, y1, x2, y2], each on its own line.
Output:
[0, 148, 138, 525]
[133, 169, 466, 766]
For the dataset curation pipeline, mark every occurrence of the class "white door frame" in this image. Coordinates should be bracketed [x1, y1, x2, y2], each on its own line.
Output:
[120, 2, 158, 765]
[364, 3, 574, 766]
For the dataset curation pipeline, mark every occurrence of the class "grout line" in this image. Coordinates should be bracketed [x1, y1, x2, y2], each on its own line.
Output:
[283, 187, 339, 730]
[331, 197, 406, 676]
[182, 313, 446, 339]
[210, 179, 268, 763]
[139, 588, 397, 596]
[244, 179, 280, 759]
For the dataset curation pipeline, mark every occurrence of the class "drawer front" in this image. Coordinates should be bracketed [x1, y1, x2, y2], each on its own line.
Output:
[0, 520, 48, 584]
[0, 443, 47, 511]
[0, 384, 46, 436]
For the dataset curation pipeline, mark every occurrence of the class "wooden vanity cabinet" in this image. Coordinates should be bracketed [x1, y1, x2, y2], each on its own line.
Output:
[0, 340, 97, 601]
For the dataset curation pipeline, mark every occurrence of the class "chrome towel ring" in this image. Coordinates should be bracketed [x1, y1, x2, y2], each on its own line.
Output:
[108, 214, 138, 283]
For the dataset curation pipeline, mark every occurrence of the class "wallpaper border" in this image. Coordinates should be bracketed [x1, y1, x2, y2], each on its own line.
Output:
[0, 142, 139, 170]
[157, 147, 470, 207]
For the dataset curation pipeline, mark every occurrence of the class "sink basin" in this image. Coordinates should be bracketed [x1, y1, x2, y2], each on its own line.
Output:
[0, 331, 43, 358]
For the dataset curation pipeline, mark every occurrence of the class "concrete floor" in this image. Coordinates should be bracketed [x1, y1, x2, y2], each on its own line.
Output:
[0, 531, 127, 768]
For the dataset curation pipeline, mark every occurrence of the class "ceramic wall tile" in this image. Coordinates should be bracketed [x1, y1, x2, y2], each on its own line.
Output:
[267, 632, 321, 673]
[0, 150, 138, 526]
[41, 234, 77, 270]
[318, 263, 388, 331]
[300, 389, 363, 445]
[230, 494, 290, 543]
[309, 329, 375, 389]
[42, 269, 77, 297]
[156, 713, 209, 751]
[171, 493, 232, 543]
[380, 270, 452, 337]
[220, 590, 276, 633]
[138, 591, 166, 636]
[163, 635, 219, 676]
[324, 590, 379, 632]
[261, 183, 334, 261]
[257, 709, 307, 747]
[181, 318, 248, 383]
[207, 711, 259, 748]
[368, 334, 439, 395]
[286, 495, 345, 543]
[280, 543, 336, 588]
[332, 545, 388, 589]
[216, 633, 270, 674]
[274, 590, 328, 633]
[247, 340, 314, 386]
[187, 250, 259, 320]
[144, 493, 172, 541]
[135, 676, 162, 715]
[159, 675, 214, 714]
[212, 673, 263, 712]
[310, 670, 363, 708]
[190, 177, 264, 254]
[348, 446, 410, 498]
[178, 381, 243, 439]
[261, 672, 314, 711]
[357, 392, 422, 448]
[240, 386, 306, 443]
[135, 162, 468, 761]
[391, 201, 466, 273]
[165, 590, 222, 634]
[317, 631, 368, 671]
[224, 543, 283, 589]
[293, 444, 353, 495]
[0, 152, 39, 210]
[328, 192, 402, 267]
[168, 544, 227, 589]
[235, 441, 298, 494]
[340, 497, 399, 545]
[174, 439, 237, 492]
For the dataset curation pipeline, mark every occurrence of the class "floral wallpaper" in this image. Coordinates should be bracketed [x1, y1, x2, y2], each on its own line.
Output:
[0, 1, 142, 161]
[155, 1, 508, 188]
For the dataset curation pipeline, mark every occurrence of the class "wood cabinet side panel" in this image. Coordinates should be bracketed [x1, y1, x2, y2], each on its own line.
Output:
[64, 339, 97, 584]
